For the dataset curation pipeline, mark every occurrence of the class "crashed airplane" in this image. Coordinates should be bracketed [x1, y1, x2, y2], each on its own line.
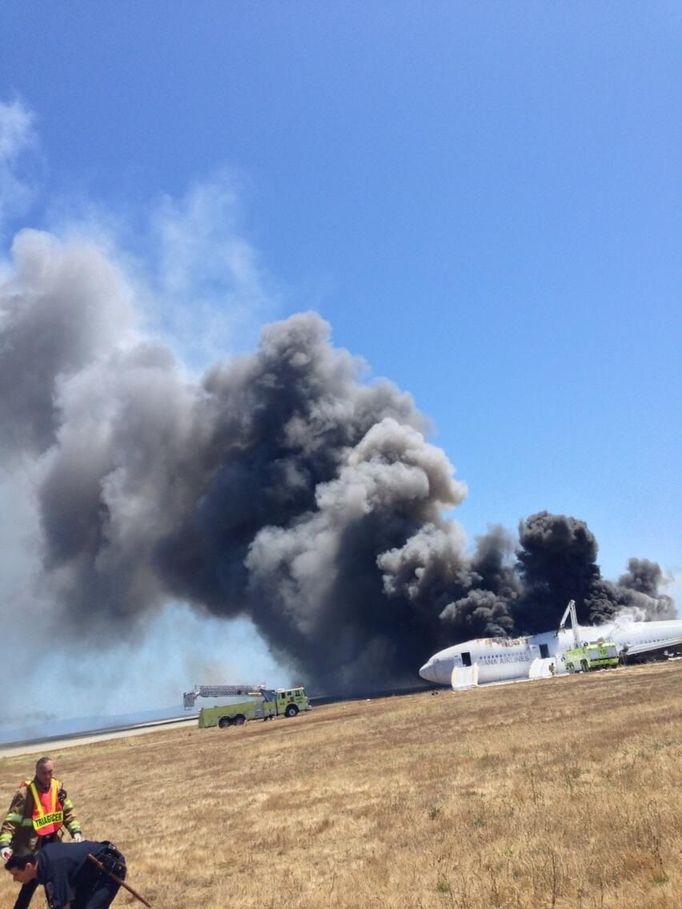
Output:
[419, 599, 682, 689]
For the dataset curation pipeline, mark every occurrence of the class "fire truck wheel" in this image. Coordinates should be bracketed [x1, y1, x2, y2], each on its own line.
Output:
[233, 715, 246, 726]
[284, 705, 299, 718]
[218, 716, 232, 728]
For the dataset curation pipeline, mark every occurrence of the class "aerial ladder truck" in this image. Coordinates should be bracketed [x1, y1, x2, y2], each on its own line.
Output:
[558, 600, 619, 673]
[183, 684, 311, 728]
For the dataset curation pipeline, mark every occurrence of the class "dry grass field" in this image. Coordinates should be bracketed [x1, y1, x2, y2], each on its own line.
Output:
[2, 661, 682, 909]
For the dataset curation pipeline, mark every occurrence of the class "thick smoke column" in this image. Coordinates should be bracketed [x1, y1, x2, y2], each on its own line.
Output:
[514, 512, 614, 630]
[0, 229, 675, 694]
[511, 513, 675, 630]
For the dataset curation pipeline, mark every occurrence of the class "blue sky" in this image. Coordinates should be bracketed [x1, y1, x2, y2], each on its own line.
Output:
[1, 2, 680, 717]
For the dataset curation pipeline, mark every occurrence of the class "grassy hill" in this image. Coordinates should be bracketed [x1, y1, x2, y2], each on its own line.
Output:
[2, 661, 681, 908]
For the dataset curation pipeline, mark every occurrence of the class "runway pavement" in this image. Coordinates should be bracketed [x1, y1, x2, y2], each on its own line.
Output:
[0, 716, 197, 759]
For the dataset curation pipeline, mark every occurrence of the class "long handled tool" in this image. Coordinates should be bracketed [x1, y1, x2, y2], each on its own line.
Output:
[87, 853, 152, 908]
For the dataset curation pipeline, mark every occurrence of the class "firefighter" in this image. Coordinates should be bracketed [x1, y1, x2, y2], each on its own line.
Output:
[5, 840, 126, 909]
[0, 757, 83, 909]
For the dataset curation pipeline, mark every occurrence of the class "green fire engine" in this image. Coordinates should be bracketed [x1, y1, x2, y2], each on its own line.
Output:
[183, 684, 311, 729]
[563, 641, 619, 673]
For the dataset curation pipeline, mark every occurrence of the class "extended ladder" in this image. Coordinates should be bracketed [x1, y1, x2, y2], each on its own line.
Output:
[183, 684, 265, 709]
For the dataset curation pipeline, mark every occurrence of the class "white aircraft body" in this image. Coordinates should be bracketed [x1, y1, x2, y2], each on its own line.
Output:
[419, 601, 682, 688]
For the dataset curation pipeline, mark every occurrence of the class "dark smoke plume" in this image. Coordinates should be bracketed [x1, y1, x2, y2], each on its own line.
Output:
[0, 230, 675, 694]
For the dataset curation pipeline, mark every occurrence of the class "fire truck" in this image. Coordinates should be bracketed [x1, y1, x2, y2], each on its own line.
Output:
[563, 641, 619, 673]
[182, 684, 311, 728]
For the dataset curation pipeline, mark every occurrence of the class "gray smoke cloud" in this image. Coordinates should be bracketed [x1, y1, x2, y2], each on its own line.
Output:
[615, 558, 675, 620]
[0, 229, 675, 697]
[0, 230, 137, 456]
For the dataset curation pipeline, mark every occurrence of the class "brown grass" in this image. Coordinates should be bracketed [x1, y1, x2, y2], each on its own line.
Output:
[2, 660, 682, 908]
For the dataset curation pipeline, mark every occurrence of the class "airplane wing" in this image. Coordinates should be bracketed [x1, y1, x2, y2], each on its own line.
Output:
[620, 635, 682, 658]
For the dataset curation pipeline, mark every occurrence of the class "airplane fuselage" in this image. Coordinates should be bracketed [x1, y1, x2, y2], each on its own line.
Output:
[419, 618, 682, 687]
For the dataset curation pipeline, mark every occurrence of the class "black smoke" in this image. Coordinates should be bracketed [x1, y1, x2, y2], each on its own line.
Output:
[0, 230, 675, 693]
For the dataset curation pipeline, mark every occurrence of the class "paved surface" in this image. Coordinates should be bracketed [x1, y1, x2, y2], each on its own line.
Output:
[0, 717, 197, 759]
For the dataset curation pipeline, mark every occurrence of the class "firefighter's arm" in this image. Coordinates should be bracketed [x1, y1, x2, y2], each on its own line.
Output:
[58, 788, 82, 840]
[0, 787, 28, 852]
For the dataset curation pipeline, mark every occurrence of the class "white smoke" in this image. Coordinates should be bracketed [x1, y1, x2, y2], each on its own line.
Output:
[0, 98, 39, 239]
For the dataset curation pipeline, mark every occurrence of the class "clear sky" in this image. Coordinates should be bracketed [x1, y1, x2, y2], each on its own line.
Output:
[1, 2, 680, 720]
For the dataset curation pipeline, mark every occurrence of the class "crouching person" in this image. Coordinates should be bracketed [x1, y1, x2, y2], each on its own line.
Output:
[5, 840, 126, 909]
